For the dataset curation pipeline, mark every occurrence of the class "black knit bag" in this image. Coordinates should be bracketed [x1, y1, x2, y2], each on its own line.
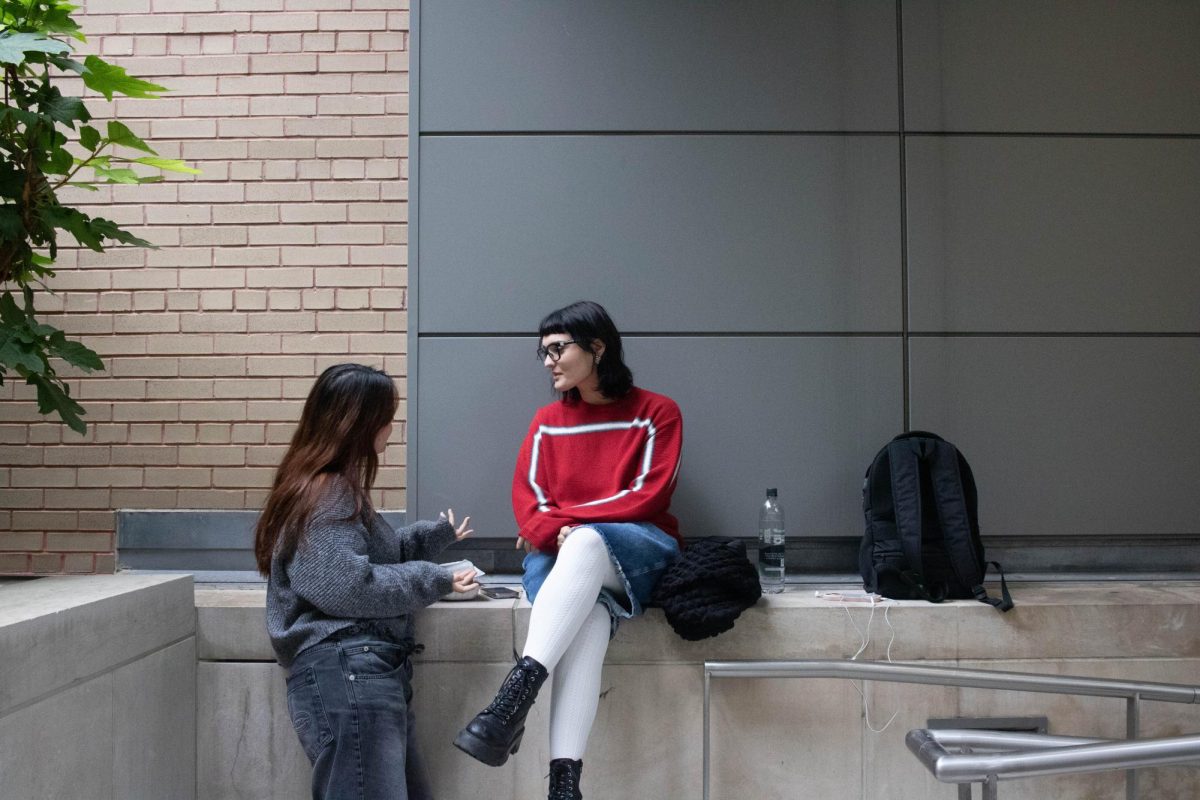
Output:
[650, 538, 762, 641]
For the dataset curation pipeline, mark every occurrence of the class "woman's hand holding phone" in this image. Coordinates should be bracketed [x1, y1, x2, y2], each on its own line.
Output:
[451, 568, 479, 594]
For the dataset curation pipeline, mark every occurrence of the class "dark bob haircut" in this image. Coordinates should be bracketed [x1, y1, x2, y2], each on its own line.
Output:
[539, 300, 634, 402]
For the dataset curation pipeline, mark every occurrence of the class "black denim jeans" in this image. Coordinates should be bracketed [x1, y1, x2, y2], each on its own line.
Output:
[286, 631, 433, 800]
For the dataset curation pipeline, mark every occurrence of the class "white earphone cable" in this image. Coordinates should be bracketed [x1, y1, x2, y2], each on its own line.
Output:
[840, 595, 899, 734]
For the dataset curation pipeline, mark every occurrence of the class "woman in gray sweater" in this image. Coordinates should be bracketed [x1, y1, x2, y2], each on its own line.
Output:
[255, 363, 479, 800]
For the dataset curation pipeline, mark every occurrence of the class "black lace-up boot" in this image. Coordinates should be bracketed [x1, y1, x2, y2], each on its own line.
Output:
[548, 758, 583, 800]
[453, 655, 549, 766]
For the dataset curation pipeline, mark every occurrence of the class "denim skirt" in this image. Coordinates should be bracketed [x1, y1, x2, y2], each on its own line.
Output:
[522, 521, 680, 633]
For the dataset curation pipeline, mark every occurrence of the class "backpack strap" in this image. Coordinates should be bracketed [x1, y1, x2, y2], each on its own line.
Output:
[977, 561, 1014, 612]
[928, 441, 1014, 612]
[886, 438, 926, 587]
[927, 440, 984, 588]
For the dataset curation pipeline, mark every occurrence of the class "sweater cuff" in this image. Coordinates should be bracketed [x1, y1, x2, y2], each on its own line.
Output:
[434, 565, 455, 596]
[525, 528, 558, 555]
[429, 518, 457, 553]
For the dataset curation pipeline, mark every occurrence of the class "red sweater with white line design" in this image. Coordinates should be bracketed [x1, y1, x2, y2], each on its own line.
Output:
[512, 387, 683, 554]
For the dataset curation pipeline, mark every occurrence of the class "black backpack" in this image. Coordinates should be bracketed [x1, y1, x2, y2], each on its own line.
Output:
[860, 432, 1013, 611]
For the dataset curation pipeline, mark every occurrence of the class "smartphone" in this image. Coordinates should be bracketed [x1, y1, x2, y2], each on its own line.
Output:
[480, 586, 520, 600]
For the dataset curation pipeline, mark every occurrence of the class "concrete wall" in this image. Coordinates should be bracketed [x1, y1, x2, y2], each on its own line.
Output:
[194, 583, 1200, 800]
[410, 0, 1200, 547]
[0, 574, 196, 799]
[0, 0, 411, 575]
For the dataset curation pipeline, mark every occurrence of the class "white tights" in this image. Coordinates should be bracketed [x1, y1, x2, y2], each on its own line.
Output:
[521, 527, 622, 761]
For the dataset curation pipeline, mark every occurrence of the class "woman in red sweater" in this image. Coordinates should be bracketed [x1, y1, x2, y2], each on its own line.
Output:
[455, 301, 683, 800]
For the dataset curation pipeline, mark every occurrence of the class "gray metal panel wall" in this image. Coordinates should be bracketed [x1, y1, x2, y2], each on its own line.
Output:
[909, 338, 1200, 537]
[419, 136, 901, 333]
[419, 0, 898, 132]
[903, 0, 1200, 133]
[906, 137, 1200, 332]
[413, 1, 1200, 547]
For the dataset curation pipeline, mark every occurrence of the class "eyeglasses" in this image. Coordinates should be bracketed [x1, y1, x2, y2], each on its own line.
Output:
[536, 340, 581, 363]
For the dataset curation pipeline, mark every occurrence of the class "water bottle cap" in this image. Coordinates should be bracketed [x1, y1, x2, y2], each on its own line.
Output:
[766, 488, 777, 497]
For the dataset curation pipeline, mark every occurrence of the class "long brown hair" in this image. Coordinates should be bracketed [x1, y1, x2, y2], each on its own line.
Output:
[254, 363, 398, 575]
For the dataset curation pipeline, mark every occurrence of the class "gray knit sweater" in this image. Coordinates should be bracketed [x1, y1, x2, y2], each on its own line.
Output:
[266, 478, 457, 668]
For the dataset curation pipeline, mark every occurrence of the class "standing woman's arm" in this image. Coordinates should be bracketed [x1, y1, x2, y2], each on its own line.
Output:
[371, 516, 458, 564]
[289, 504, 454, 618]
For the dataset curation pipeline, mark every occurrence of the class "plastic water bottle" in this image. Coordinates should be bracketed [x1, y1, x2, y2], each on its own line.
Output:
[758, 488, 786, 593]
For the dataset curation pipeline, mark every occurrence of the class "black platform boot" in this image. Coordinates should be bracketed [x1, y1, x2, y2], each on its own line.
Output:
[548, 758, 583, 800]
[453, 655, 549, 766]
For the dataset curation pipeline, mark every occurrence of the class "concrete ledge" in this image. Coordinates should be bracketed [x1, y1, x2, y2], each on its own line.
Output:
[0, 574, 195, 716]
[195, 580, 1200, 664]
[0, 574, 197, 800]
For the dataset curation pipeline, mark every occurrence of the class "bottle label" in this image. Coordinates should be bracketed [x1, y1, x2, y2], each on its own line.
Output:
[761, 526, 785, 546]
[758, 543, 785, 568]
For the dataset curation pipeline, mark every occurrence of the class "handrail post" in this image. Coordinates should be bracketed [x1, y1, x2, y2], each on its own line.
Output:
[703, 668, 711, 800]
[958, 784, 973, 800]
[982, 775, 999, 800]
[1126, 692, 1141, 800]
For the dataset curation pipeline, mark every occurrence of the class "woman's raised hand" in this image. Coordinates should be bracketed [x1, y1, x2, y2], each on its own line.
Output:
[451, 568, 479, 594]
[441, 508, 473, 541]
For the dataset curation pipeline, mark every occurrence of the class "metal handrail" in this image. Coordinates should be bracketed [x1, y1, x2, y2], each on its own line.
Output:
[704, 660, 1200, 703]
[702, 660, 1200, 800]
[910, 729, 1106, 753]
[907, 728, 1200, 782]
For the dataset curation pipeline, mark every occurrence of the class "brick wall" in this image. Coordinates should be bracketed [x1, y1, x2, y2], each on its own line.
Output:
[0, 0, 410, 575]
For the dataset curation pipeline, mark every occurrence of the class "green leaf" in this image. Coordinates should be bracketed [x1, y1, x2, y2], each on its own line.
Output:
[48, 336, 103, 372]
[87, 216, 155, 248]
[27, 372, 87, 434]
[0, 292, 23, 326]
[39, 207, 156, 250]
[43, 145, 74, 175]
[0, 340, 46, 374]
[0, 32, 71, 66]
[92, 166, 140, 184]
[38, 206, 104, 250]
[47, 55, 87, 75]
[41, 94, 90, 126]
[131, 156, 202, 175]
[82, 55, 168, 101]
[79, 124, 100, 150]
[0, 105, 45, 129]
[39, 4, 85, 39]
[0, 206, 22, 239]
[0, 163, 21, 199]
[105, 120, 155, 154]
